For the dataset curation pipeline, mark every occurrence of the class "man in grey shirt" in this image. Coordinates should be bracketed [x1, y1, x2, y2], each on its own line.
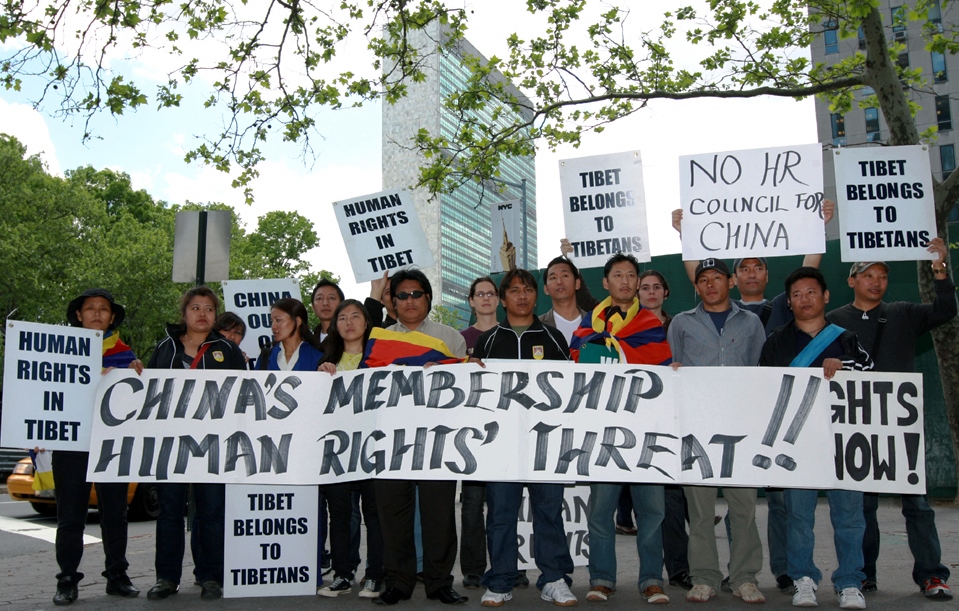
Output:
[667, 259, 766, 604]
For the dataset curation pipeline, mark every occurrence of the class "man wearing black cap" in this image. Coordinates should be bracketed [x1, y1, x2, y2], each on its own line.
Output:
[827, 238, 956, 600]
[667, 260, 767, 604]
[50, 289, 142, 606]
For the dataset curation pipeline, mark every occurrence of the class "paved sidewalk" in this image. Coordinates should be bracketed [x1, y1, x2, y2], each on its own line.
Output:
[1, 496, 957, 609]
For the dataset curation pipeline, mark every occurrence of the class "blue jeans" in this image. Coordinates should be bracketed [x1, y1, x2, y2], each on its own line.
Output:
[784, 489, 864, 591]
[588, 483, 664, 591]
[155, 483, 225, 585]
[766, 489, 788, 577]
[862, 492, 949, 585]
[482, 482, 572, 593]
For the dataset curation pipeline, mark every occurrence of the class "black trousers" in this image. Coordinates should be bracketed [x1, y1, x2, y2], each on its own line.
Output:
[375, 480, 457, 596]
[460, 482, 487, 576]
[662, 484, 690, 579]
[52, 451, 129, 582]
[321, 480, 384, 581]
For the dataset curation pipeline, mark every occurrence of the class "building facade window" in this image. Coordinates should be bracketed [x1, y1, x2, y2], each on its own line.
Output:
[857, 26, 866, 49]
[891, 5, 907, 32]
[929, 0, 942, 24]
[865, 107, 881, 142]
[932, 51, 948, 83]
[897, 52, 910, 70]
[831, 113, 846, 146]
[824, 20, 839, 54]
[941, 144, 956, 178]
[936, 95, 952, 131]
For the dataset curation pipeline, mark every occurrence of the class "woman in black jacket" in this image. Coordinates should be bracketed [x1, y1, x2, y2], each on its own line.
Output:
[144, 286, 245, 602]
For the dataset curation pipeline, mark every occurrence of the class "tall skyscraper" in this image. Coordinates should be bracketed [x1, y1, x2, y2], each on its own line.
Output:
[382, 22, 537, 326]
[811, 1, 959, 232]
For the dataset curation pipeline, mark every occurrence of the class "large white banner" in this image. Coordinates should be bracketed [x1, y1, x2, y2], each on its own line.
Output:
[833, 145, 938, 262]
[2, 321, 102, 450]
[490, 199, 521, 273]
[679, 143, 826, 260]
[559, 151, 651, 268]
[224, 484, 318, 598]
[332, 189, 435, 283]
[221, 278, 299, 362]
[86, 364, 923, 494]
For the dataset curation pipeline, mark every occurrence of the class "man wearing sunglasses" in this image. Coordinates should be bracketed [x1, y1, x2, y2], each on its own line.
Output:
[374, 269, 468, 606]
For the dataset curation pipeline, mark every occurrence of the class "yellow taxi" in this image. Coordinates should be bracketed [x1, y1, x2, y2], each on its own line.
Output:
[6, 457, 158, 520]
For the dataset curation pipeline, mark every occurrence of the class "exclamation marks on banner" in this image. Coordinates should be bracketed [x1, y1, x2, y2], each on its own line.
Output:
[752, 374, 821, 471]
[903, 432, 921, 485]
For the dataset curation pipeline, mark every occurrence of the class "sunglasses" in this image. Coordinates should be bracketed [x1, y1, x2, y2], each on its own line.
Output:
[395, 291, 426, 300]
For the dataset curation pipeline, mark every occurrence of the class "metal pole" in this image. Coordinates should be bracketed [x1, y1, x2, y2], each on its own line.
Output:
[195, 210, 208, 286]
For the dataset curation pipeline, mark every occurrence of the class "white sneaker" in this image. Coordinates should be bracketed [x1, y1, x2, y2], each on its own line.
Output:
[541, 579, 578, 606]
[482, 590, 513, 607]
[837, 587, 866, 609]
[792, 577, 818, 607]
[317, 576, 353, 597]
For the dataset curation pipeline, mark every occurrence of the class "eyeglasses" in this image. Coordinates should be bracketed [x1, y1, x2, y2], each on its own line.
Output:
[473, 291, 497, 299]
[395, 291, 426, 301]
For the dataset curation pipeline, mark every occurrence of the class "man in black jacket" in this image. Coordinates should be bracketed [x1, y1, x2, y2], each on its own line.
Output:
[826, 237, 956, 600]
[472, 269, 576, 607]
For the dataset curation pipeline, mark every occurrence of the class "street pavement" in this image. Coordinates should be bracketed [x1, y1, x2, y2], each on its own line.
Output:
[0, 493, 957, 610]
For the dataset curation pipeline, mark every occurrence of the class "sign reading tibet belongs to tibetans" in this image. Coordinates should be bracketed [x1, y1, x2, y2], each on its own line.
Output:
[833, 144, 938, 262]
[559, 150, 652, 269]
[86, 364, 924, 494]
[1, 321, 102, 450]
[332, 189, 435, 283]
[679, 143, 826, 260]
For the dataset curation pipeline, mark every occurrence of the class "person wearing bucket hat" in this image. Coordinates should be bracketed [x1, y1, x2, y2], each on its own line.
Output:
[50, 289, 142, 606]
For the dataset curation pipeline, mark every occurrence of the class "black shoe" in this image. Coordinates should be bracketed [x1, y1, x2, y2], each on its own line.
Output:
[53, 577, 79, 606]
[777, 574, 793, 593]
[373, 587, 412, 605]
[462, 574, 482, 589]
[426, 586, 468, 604]
[200, 581, 222, 600]
[720, 576, 732, 593]
[862, 579, 878, 593]
[669, 572, 693, 590]
[105, 573, 140, 597]
[514, 571, 530, 588]
[147, 579, 179, 600]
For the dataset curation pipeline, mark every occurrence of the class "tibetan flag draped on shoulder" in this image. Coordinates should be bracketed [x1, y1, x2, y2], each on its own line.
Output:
[362, 327, 461, 368]
[569, 297, 672, 365]
[102, 331, 136, 369]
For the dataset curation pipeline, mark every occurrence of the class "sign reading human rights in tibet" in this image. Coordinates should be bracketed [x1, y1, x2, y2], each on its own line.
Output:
[833, 145, 938, 262]
[332, 189, 435, 283]
[86, 364, 923, 494]
[678, 143, 826, 260]
[2, 321, 102, 450]
[559, 151, 651, 269]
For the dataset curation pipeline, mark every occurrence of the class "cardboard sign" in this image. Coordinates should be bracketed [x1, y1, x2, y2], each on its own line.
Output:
[559, 151, 651, 268]
[517, 485, 590, 569]
[87, 365, 923, 494]
[332, 189, 435, 283]
[490, 199, 522, 273]
[833, 145, 938, 261]
[221, 278, 299, 362]
[1, 321, 102, 450]
[224, 484, 318, 598]
[679, 144, 825, 259]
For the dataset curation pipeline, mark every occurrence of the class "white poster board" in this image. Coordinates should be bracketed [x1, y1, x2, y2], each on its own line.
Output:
[559, 151, 651, 268]
[679, 143, 825, 259]
[833, 145, 938, 262]
[1, 321, 102, 449]
[332, 189, 435, 283]
[490, 199, 521, 273]
[224, 484, 319, 598]
[517, 485, 589, 570]
[221, 278, 299, 361]
[88, 365, 924, 494]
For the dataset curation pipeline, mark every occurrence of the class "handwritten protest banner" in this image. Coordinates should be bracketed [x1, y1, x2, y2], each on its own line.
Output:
[1, 321, 102, 450]
[332, 189, 435, 283]
[559, 151, 651, 268]
[224, 484, 318, 598]
[86, 364, 923, 494]
[679, 144, 825, 260]
[833, 145, 938, 262]
[490, 199, 521, 273]
[222, 278, 299, 361]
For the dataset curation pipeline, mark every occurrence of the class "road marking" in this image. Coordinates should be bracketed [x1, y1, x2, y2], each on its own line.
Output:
[0, 515, 100, 544]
